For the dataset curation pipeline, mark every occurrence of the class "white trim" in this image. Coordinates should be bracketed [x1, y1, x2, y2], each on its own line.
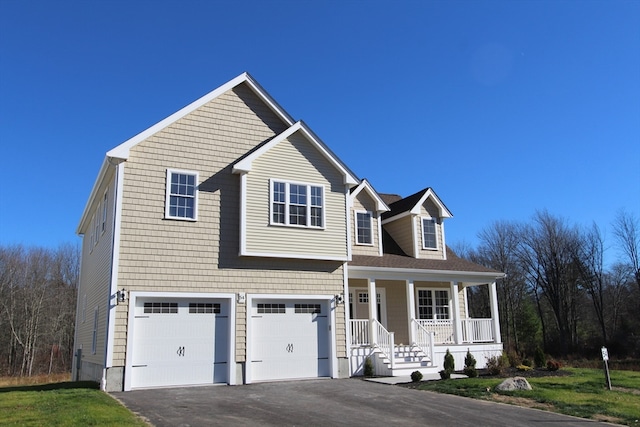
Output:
[412, 216, 419, 257]
[343, 262, 350, 351]
[108, 72, 294, 160]
[348, 179, 390, 213]
[463, 286, 469, 318]
[240, 250, 349, 262]
[165, 168, 199, 221]
[416, 287, 451, 321]
[106, 163, 124, 368]
[269, 179, 326, 229]
[409, 188, 453, 218]
[376, 212, 384, 256]
[450, 281, 462, 344]
[442, 218, 447, 260]
[380, 210, 412, 225]
[348, 266, 505, 283]
[420, 216, 438, 250]
[91, 306, 99, 354]
[233, 121, 358, 186]
[345, 186, 353, 260]
[239, 173, 247, 256]
[124, 292, 237, 391]
[354, 210, 374, 246]
[245, 293, 336, 384]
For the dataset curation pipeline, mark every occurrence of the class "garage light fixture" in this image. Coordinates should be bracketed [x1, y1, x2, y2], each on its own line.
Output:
[117, 288, 127, 304]
[335, 294, 344, 304]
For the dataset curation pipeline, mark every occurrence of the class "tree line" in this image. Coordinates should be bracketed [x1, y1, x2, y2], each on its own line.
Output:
[458, 209, 640, 361]
[0, 244, 79, 377]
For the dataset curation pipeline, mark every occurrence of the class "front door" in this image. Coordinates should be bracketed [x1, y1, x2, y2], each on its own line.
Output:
[350, 288, 387, 326]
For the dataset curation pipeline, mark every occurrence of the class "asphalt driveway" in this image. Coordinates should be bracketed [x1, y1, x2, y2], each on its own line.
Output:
[112, 378, 614, 427]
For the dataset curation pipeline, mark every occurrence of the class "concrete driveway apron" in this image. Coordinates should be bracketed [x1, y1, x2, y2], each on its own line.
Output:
[112, 378, 616, 427]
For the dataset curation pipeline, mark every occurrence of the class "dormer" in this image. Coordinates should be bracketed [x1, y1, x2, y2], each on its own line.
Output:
[381, 188, 452, 260]
[348, 179, 390, 257]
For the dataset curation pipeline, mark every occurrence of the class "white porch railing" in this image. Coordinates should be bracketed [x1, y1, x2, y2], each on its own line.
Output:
[373, 319, 395, 369]
[417, 320, 454, 344]
[411, 319, 435, 362]
[461, 318, 494, 343]
[350, 319, 370, 346]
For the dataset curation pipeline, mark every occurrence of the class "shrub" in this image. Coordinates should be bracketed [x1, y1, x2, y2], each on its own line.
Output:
[364, 357, 374, 377]
[411, 370, 423, 382]
[517, 364, 533, 371]
[486, 354, 506, 375]
[463, 349, 478, 378]
[547, 360, 561, 371]
[507, 349, 521, 367]
[521, 358, 532, 367]
[439, 369, 451, 380]
[443, 349, 455, 373]
[534, 347, 546, 368]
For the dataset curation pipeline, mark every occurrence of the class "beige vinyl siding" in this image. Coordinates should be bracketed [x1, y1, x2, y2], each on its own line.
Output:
[351, 193, 380, 256]
[244, 132, 348, 259]
[75, 169, 116, 374]
[417, 200, 445, 260]
[112, 83, 346, 366]
[383, 215, 414, 257]
[376, 281, 409, 344]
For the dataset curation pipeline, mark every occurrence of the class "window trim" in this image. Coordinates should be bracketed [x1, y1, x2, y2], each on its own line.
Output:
[91, 307, 99, 354]
[165, 169, 199, 221]
[269, 179, 325, 229]
[101, 190, 108, 234]
[421, 217, 438, 250]
[355, 210, 374, 245]
[416, 288, 450, 320]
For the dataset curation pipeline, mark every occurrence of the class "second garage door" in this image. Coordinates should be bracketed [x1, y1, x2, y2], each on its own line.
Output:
[251, 299, 330, 382]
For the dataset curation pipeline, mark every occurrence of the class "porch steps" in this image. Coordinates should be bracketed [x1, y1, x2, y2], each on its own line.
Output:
[377, 345, 439, 377]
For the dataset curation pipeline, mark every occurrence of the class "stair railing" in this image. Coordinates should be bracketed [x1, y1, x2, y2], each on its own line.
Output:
[372, 319, 395, 369]
[411, 318, 435, 365]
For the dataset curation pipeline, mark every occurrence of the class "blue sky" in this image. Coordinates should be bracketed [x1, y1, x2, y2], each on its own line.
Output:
[1, 0, 639, 261]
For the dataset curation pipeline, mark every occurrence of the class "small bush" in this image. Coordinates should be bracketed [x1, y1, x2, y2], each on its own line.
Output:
[444, 349, 455, 373]
[439, 369, 451, 379]
[463, 349, 477, 377]
[534, 347, 546, 368]
[486, 354, 506, 375]
[507, 350, 521, 368]
[547, 360, 561, 371]
[411, 370, 423, 382]
[522, 358, 532, 367]
[463, 366, 478, 377]
[364, 357, 374, 377]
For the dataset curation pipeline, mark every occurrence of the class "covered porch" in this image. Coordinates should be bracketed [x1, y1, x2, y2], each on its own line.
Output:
[347, 270, 504, 377]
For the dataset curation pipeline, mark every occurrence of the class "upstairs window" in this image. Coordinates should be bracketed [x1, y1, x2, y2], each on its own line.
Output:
[356, 211, 373, 245]
[166, 169, 198, 220]
[421, 217, 437, 249]
[271, 180, 324, 228]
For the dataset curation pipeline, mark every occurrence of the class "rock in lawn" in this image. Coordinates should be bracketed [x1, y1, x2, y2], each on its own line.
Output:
[496, 377, 532, 391]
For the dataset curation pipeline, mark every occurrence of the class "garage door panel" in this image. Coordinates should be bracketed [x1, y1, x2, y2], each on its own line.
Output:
[131, 298, 229, 389]
[251, 300, 330, 382]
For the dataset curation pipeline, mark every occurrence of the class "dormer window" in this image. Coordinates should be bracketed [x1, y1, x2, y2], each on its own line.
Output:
[421, 217, 437, 250]
[356, 211, 373, 245]
[271, 180, 324, 228]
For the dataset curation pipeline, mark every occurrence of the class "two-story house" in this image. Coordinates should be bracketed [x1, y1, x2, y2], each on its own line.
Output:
[73, 72, 504, 392]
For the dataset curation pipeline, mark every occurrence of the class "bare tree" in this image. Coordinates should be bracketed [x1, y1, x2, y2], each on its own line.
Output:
[612, 209, 640, 292]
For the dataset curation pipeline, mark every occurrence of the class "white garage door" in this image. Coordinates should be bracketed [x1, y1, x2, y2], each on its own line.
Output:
[251, 299, 330, 382]
[131, 298, 229, 389]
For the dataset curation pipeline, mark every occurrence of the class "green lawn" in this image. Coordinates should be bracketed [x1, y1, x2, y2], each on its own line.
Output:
[0, 382, 148, 426]
[415, 368, 640, 426]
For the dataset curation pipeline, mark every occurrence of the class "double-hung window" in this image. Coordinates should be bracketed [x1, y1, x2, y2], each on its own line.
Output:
[271, 180, 324, 228]
[166, 169, 198, 220]
[422, 217, 437, 249]
[356, 211, 373, 245]
[417, 289, 450, 320]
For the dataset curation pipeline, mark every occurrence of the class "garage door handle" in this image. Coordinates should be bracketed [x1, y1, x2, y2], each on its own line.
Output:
[286, 343, 294, 353]
[177, 346, 185, 357]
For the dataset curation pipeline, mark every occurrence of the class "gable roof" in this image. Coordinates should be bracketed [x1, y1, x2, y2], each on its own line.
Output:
[349, 179, 390, 212]
[232, 121, 359, 185]
[382, 187, 453, 222]
[107, 72, 295, 160]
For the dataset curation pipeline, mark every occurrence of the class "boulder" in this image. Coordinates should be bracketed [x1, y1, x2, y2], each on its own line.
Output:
[495, 377, 532, 391]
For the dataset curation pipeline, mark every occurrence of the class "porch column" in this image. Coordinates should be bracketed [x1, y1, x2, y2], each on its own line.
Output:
[406, 280, 416, 344]
[368, 278, 377, 345]
[489, 281, 502, 344]
[450, 281, 462, 344]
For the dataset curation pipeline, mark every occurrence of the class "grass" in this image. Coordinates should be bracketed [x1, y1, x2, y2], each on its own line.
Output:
[0, 375, 148, 426]
[414, 368, 640, 426]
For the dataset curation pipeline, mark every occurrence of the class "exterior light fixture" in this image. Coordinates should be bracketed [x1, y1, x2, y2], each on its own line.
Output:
[117, 288, 127, 304]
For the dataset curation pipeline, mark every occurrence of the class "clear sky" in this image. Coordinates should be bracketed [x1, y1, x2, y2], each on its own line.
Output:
[1, 0, 639, 258]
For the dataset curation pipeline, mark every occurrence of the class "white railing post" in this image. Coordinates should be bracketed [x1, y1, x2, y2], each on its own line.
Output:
[450, 281, 462, 345]
[368, 279, 377, 346]
[389, 332, 395, 369]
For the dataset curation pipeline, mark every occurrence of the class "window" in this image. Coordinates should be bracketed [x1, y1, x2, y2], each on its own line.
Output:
[422, 217, 437, 249]
[417, 289, 450, 320]
[101, 191, 108, 233]
[144, 302, 178, 314]
[257, 303, 285, 314]
[166, 169, 198, 220]
[358, 292, 368, 304]
[356, 211, 373, 245]
[91, 307, 99, 354]
[294, 303, 321, 314]
[271, 180, 324, 228]
[189, 303, 221, 314]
